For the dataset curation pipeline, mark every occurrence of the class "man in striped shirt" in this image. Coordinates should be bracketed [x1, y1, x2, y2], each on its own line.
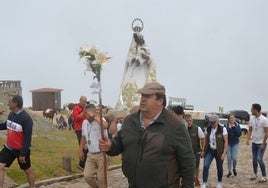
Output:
[0, 95, 35, 188]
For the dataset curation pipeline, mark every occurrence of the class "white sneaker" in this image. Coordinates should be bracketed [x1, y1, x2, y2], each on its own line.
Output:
[258, 176, 267, 183]
[216, 182, 222, 188]
[250, 174, 258, 181]
[201, 183, 207, 188]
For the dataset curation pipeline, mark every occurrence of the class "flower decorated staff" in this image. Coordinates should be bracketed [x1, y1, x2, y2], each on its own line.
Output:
[79, 45, 111, 82]
[79, 45, 110, 188]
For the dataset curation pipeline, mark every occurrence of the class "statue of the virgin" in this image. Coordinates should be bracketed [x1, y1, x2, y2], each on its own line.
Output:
[115, 18, 157, 111]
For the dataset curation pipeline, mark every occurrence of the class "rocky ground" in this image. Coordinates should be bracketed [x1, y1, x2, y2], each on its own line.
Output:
[9, 139, 268, 188]
[202, 139, 268, 188]
[1, 105, 268, 188]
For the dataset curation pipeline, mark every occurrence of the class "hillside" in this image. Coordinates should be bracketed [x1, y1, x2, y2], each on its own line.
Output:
[0, 94, 82, 186]
[0, 94, 59, 138]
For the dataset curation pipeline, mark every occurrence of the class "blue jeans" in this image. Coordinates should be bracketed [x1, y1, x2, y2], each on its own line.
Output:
[252, 142, 267, 176]
[227, 143, 239, 172]
[202, 148, 223, 183]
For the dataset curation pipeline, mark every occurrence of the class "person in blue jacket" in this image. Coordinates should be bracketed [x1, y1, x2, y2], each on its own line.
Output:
[225, 114, 241, 177]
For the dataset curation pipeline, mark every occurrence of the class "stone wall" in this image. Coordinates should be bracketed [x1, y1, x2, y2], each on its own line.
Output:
[0, 80, 22, 120]
[0, 80, 22, 96]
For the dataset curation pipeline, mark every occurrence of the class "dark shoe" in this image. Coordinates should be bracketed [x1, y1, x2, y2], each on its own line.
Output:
[250, 174, 257, 180]
[227, 171, 232, 178]
[233, 169, 237, 176]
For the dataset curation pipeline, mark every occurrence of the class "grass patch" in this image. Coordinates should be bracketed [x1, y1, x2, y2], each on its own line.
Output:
[1, 112, 122, 185]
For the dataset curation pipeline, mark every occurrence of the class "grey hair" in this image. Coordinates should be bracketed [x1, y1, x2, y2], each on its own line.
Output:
[184, 114, 192, 119]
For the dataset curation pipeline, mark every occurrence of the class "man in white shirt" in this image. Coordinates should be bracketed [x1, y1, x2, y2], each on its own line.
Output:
[79, 103, 108, 188]
[247, 103, 268, 183]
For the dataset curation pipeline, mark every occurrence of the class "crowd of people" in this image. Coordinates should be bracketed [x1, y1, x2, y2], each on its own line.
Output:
[0, 82, 268, 188]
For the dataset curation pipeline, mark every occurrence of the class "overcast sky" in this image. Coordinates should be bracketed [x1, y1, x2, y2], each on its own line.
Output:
[1, 0, 268, 113]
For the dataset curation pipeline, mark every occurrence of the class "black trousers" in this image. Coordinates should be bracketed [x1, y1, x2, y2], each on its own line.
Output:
[76, 130, 88, 168]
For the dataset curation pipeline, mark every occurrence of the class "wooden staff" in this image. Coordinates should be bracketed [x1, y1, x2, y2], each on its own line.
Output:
[98, 80, 108, 188]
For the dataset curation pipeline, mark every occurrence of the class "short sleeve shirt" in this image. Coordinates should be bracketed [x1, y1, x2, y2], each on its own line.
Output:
[197, 127, 205, 139]
[249, 114, 268, 144]
[82, 118, 107, 153]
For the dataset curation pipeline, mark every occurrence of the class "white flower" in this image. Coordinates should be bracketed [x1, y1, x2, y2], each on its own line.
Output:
[95, 52, 108, 64]
[79, 44, 111, 81]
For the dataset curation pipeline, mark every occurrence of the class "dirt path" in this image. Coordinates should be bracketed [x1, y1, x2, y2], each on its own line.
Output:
[200, 139, 268, 188]
[26, 139, 268, 188]
[4, 111, 268, 188]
